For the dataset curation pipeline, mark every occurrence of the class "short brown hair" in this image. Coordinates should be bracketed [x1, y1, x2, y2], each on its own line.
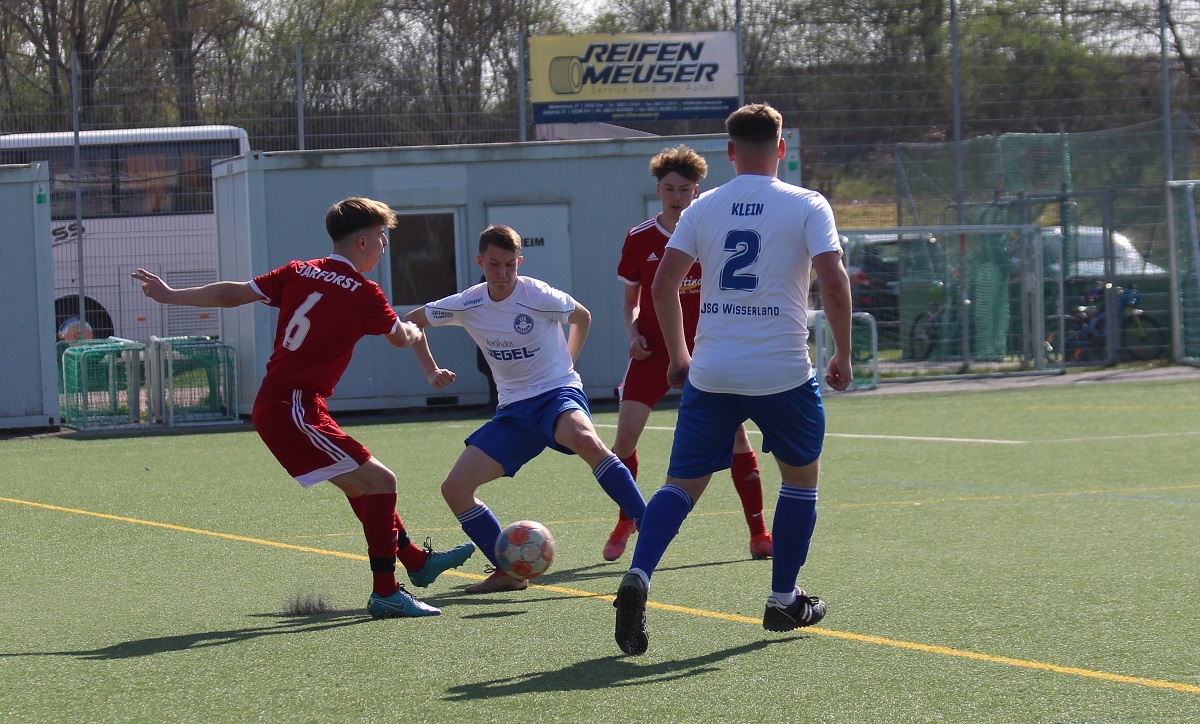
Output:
[726, 103, 783, 147]
[649, 144, 708, 183]
[325, 197, 397, 242]
[478, 224, 522, 255]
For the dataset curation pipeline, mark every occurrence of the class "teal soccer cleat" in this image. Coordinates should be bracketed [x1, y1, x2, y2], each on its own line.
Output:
[408, 539, 476, 588]
[367, 586, 441, 618]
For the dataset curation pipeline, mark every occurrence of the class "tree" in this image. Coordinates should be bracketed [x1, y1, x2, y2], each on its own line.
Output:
[0, 0, 146, 127]
[385, 0, 570, 143]
[134, 0, 252, 124]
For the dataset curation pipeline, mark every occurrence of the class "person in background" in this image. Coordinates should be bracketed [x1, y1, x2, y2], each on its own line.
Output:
[604, 143, 772, 563]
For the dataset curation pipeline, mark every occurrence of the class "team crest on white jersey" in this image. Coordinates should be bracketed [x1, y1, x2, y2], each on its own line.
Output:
[513, 313, 535, 334]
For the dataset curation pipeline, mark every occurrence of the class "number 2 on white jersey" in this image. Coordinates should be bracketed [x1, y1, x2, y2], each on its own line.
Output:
[282, 291, 323, 350]
[720, 230, 760, 291]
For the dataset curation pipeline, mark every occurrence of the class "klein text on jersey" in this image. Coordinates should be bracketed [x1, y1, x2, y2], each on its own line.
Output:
[731, 202, 764, 216]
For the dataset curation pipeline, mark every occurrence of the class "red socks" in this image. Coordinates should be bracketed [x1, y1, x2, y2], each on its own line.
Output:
[731, 450, 768, 537]
[347, 493, 426, 596]
[620, 451, 639, 480]
[395, 511, 429, 572]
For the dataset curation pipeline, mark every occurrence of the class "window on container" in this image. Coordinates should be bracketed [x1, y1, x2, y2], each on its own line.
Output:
[390, 212, 457, 306]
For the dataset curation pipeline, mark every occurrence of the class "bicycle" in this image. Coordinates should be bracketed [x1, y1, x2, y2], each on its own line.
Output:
[1044, 283, 1167, 364]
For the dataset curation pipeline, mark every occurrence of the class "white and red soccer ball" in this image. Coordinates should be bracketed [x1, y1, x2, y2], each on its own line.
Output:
[495, 520, 555, 579]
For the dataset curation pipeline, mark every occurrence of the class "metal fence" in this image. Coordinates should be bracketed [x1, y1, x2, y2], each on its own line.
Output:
[1166, 180, 1200, 366]
[7, 1, 1200, 382]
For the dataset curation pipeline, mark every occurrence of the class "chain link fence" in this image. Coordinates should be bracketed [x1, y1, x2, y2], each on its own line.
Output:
[7, 2, 1200, 381]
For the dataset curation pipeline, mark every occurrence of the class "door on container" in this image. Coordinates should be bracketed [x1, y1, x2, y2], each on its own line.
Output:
[485, 203, 572, 295]
[387, 207, 487, 405]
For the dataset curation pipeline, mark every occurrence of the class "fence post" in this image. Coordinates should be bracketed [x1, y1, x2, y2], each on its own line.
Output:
[518, 31, 527, 142]
[296, 43, 305, 151]
[71, 51, 88, 350]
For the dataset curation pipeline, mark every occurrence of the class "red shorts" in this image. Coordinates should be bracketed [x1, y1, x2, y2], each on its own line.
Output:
[619, 352, 673, 408]
[252, 381, 370, 487]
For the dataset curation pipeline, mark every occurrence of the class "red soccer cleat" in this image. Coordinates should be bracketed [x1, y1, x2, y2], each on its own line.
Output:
[750, 532, 774, 560]
[602, 518, 637, 561]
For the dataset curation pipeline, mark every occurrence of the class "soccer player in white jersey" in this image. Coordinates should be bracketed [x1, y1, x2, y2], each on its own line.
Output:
[605, 144, 771, 563]
[405, 225, 647, 593]
[613, 103, 853, 655]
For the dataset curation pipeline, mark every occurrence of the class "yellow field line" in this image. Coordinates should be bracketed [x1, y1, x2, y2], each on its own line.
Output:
[514, 584, 1200, 696]
[0, 496, 370, 562]
[3, 494, 1198, 696]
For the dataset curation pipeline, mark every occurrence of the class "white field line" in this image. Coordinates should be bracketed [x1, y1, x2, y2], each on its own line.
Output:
[592, 423, 1023, 445]
[592, 423, 1199, 445]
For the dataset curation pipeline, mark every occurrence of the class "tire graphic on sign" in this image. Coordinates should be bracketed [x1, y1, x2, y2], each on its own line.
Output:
[548, 56, 583, 94]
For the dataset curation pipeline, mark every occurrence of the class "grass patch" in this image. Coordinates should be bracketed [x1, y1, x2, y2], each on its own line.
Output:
[2, 379, 1199, 721]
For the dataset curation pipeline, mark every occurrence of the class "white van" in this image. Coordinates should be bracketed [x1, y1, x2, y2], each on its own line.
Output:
[1042, 226, 1167, 278]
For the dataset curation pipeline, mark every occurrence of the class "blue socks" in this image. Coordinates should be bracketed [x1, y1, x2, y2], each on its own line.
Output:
[594, 454, 646, 523]
[628, 484, 694, 582]
[771, 485, 818, 596]
[457, 504, 503, 567]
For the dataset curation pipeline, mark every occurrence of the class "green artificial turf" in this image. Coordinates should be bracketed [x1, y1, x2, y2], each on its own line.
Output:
[2, 379, 1198, 722]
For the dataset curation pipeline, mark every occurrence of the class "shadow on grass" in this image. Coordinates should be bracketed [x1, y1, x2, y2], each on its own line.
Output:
[0, 611, 372, 660]
[426, 591, 579, 608]
[443, 637, 799, 700]
[420, 558, 758, 611]
[534, 557, 756, 588]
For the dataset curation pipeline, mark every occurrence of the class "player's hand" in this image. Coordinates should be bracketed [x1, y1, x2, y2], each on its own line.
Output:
[131, 268, 172, 302]
[825, 352, 852, 392]
[666, 354, 691, 390]
[629, 334, 651, 360]
[427, 368, 456, 389]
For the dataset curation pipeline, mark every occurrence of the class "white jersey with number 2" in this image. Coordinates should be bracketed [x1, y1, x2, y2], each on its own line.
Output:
[666, 173, 842, 395]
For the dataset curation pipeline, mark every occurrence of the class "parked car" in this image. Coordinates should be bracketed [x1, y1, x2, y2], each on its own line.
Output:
[1042, 226, 1167, 279]
[843, 234, 901, 322]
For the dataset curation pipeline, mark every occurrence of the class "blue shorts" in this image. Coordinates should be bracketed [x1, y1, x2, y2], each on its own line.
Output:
[667, 376, 825, 480]
[465, 386, 591, 477]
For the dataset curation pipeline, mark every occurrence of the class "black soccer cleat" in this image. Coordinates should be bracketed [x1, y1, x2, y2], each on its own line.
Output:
[763, 588, 827, 631]
[614, 571, 649, 656]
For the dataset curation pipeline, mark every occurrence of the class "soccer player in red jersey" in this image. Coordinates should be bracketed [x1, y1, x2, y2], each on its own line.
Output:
[604, 145, 773, 562]
[132, 197, 475, 619]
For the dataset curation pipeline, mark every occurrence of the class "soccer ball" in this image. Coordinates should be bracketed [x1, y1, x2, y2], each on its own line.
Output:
[494, 520, 556, 579]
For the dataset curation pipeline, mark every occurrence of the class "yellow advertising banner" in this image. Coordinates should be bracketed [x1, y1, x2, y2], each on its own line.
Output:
[529, 32, 740, 123]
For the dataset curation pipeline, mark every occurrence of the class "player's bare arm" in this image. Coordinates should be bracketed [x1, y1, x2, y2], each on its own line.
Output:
[402, 307, 430, 328]
[812, 249, 853, 391]
[400, 308, 456, 388]
[132, 268, 263, 307]
[622, 283, 651, 360]
[413, 333, 455, 389]
[566, 302, 591, 364]
[384, 319, 423, 348]
[650, 247, 694, 387]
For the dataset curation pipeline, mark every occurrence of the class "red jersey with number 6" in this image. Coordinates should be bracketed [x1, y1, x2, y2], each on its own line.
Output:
[250, 255, 398, 397]
[617, 216, 702, 354]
